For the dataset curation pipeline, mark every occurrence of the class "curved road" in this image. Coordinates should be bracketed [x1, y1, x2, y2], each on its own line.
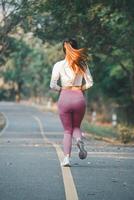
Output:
[0, 102, 134, 200]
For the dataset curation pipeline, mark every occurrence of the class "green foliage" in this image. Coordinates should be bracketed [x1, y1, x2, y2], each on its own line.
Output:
[1, 33, 51, 99]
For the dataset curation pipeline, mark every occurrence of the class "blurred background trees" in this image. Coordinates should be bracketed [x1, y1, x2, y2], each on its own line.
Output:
[0, 0, 134, 124]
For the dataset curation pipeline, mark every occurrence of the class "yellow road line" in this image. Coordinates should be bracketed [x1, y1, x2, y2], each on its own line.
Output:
[33, 116, 79, 200]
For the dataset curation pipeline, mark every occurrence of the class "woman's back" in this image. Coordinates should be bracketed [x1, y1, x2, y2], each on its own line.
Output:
[50, 59, 93, 91]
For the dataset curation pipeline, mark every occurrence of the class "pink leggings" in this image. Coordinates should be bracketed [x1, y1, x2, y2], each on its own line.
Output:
[58, 89, 86, 155]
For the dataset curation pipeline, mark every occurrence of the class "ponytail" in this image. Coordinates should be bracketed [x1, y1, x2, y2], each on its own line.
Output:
[64, 41, 88, 74]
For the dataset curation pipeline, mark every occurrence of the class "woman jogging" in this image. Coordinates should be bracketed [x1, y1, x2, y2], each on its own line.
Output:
[50, 38, 93, 167]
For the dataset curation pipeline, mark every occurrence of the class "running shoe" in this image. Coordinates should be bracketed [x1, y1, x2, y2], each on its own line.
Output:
[77, 140, 87, 159]
[61, 156, 71, 167]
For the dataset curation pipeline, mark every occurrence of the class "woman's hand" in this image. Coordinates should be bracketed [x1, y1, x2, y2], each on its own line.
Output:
[81, 85, 86, 91]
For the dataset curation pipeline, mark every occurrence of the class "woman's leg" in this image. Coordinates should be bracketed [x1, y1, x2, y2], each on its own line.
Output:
[58, 91, 73, 156]
[63, 130, 72, 156]
[72, 99, 86, 140]
[71, 93, 87, 159]
[59, 112, 73, 156]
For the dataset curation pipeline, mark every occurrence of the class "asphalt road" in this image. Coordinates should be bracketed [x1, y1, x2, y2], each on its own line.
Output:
[0, 102, 134, 200]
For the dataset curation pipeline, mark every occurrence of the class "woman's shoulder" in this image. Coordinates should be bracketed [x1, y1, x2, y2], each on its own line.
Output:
[54, 59, 65, 65]
[53, 59, 66, 69]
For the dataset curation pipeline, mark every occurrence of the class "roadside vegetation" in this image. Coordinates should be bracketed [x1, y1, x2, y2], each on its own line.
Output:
[82, 120, 134, 144]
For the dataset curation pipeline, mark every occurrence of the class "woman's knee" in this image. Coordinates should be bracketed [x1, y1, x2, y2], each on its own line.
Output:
[73, 127, 80, 132]
[72, 127, 81, 138]
[64, 129, 73, 135]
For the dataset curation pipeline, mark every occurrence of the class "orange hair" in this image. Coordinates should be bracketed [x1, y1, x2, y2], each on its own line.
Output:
[64, 42, 88, 75]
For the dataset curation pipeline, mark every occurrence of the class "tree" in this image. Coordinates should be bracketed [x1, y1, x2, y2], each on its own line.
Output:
[0, 0, 46, 65]
[1, 31, 50, 100]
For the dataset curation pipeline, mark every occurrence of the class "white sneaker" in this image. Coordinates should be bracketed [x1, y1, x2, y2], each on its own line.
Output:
[61, 156, 71, 167]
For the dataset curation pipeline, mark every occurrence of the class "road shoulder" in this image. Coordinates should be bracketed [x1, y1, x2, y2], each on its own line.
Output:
[0, 112, 6, 132]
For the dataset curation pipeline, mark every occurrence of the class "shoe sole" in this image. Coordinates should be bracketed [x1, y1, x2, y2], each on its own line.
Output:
[61, 163, 71, 167]
[77, 141, 87, 159]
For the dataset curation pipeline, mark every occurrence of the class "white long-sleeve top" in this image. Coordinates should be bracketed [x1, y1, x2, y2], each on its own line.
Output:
[50, 59, 93, 91]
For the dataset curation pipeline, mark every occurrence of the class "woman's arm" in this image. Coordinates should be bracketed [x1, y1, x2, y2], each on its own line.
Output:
[50, 63, 61, 91]
[81, 67, 93, 91]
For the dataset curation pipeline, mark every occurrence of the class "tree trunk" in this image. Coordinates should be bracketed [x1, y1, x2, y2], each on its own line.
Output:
[129, 68, 134, 102]
[15, 82, 22, 102]
[120, 62, 134, 103]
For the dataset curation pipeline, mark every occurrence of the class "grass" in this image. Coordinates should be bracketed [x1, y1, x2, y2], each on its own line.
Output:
[82, 120, 119, 140]
[82, 120, 134, 144]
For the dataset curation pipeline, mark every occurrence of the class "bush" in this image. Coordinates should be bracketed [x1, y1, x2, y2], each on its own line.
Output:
[117, 124, 134, 143]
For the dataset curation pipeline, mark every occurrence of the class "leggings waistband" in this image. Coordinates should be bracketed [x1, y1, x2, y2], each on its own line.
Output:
[62, 86, 82, 90]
